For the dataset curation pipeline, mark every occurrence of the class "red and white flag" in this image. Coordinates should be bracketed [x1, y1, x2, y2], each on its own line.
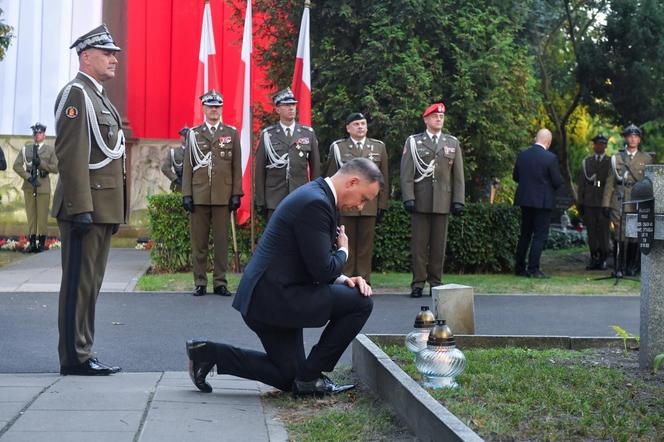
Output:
[291, 2, 311, 126]
[193, 1, 220, 125]
[236, 0, 252, 225]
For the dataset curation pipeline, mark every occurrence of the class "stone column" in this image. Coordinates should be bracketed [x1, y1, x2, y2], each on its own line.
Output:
[638, 165, 664, 369]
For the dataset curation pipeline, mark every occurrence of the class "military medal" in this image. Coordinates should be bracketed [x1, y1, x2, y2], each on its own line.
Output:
[220, 151, 225, 158]
[299, 151, 304, 157]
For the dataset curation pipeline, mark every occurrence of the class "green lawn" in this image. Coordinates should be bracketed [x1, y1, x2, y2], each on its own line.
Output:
[136, 246, 640, 295]
[383, 345, 664, 441]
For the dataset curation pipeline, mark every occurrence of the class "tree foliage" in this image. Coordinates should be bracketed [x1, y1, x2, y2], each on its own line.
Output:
[245, 0, 540, 199]
[0, 8, 14, 60]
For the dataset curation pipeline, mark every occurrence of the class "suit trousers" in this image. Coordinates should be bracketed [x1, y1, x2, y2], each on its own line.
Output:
[515, 207, 551, 273]
[410, 212, 449, 289]
[58, 221, 113, 366]
[190, 205, 230, 288]
[583, 207, 610, 256]
[198, 285, 373, 391]
[340, 215, 376, 283]
[24, 190, 50, 235]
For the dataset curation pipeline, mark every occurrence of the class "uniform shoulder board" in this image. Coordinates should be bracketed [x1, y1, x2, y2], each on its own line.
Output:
[264, 124, 278, 132]
[225, 124, 237, 131]
[368, 137, 385, 145]
[444, 133, 459, 141]
[332, 138, 346, 145]
[299, 125, 314, 132]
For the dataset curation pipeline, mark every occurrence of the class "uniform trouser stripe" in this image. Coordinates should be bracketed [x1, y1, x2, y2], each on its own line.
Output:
[64, 232, 83, 366]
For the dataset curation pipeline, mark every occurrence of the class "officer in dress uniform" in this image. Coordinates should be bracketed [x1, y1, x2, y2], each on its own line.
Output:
[182, 89, 243, 297]
[255, 87, 320, 219]
[161, 126, 188, 192]
[602, 124, 653, 276]
[576, 134, 611, 270]
[401, 102, 465, 298]
[52, 24, 125, 375]
[13, 122, 58, 252]
[324, 112, 389, 283]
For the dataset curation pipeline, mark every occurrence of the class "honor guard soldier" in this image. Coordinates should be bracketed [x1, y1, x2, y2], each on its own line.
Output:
[182, 89, 243, 297]
[255, 87, 320, 219]
[13, 122, 58, 252]
[161, 126, 188, 192]
[53, 24, 125, 375]
[401, 102, 465, 298]
[577, 134, 611, 270]
[324, 112, 389, 283]
[602, 124, 653, 276]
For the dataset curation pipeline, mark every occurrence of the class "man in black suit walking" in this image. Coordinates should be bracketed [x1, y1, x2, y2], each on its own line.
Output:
[513, 129, 563, 278]
[185, 158, 382, 396]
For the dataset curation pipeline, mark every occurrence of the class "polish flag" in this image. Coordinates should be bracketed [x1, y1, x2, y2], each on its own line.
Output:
[236, 0, 252, 225]
[193, 1, 220, 125]
[291, 2, 311, 126]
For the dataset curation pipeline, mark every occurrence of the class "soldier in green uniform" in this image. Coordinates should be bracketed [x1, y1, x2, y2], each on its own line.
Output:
[324, 112, 388, 283]
[255, 87, 320, 219]
[182, 89, 243, 297]
[161, 126, 188, 192]
[401, 102, 465, 298]
[602, 124, 653, 276]
[576, 134, 611, 270]
[13, 123, 58, 252]
[53, 24, 125, 375]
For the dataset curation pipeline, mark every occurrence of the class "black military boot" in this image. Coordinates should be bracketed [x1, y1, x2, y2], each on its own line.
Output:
[585, 252, 598, 270]
[25, 235, 37, 253]
[36, 235, 46, 253]
[597, 252, 608, 271]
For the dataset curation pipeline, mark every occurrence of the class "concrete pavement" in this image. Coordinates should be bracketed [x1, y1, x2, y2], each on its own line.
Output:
[0, 249, 149, 293]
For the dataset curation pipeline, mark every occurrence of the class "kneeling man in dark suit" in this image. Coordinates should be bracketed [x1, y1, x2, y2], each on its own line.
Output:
[186, 157, 382, 396]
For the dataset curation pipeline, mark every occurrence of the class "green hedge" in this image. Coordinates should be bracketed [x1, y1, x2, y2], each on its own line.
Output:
[148, 193, 521, 274]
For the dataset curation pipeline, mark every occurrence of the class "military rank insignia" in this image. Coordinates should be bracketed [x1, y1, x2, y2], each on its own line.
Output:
[65, 106, 78, 118]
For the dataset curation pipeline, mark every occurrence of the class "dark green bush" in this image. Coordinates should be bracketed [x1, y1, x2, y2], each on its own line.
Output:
[374, 201, 521, 273]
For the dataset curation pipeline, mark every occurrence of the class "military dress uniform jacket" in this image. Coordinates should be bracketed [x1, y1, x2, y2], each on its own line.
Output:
[325, 137, 389, 216]
[13, 143, 58, 194]
[577, 155, 611, 208]
[255, 123, 320, 210]
[51, 73, 126, 223]
[182, 123, 243, 205]
[400, 132, 464, 214]
[161, 145, 185, 191]
[602, 150, 653, 212]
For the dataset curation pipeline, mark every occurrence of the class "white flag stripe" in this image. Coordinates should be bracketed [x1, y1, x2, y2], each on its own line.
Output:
[295, 6, 311, 88]
[199, 2, 216, 91]
[240, 0, 252, 173]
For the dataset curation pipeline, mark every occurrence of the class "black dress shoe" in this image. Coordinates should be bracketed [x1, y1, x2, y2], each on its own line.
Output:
[60, 358, 121, 376]
[213, 286, 232, 296]
[292, 374, 355, 397]
[192, 286, 206, 297]
[186, 339, 215, 393]
[529, 270, 549, 279]
[410, 287, 423, 298]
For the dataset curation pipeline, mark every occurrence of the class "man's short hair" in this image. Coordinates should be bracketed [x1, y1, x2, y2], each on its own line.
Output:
[339, 157, 384, 188]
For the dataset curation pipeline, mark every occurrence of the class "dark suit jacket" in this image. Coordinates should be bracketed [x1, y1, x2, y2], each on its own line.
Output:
[513, 144, 563, 209]
[233, 177, 346, 327]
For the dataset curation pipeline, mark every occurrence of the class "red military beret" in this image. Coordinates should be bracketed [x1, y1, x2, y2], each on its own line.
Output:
[422, 103, 446, 117]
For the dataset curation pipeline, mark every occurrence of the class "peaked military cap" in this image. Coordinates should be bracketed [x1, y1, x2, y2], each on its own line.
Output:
[178, 126, 190, 137]
[200, 89, 223, 106]
[423, 102, 446, 117]
[621, 123, 642, 137]
[591, 134, 608, 144]
[30, 122, 46, 133]
[345, 112, 366, 125]
[273, 87, 298, 106]
[70, 24, 121, 55]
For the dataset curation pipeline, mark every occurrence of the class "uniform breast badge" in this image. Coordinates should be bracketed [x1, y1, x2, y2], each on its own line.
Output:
[65, 106, 78, 118]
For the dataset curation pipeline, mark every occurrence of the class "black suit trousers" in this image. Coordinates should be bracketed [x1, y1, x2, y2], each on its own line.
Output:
[515, 207, 551, 273]
[201, 285, 373, 391]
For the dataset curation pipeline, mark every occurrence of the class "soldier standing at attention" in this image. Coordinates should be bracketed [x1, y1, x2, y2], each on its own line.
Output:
[401, 103, 465, 298]
[182, 89, 243, 297]
[576, 134, 611, 270]
[13, 122, 58, 252]
[602, 124, 653, 276]
[255, 87, 320, 219]
[324, 112, 389, 283]
[53, 24, 124, 375]
[161, 126, 188, 192]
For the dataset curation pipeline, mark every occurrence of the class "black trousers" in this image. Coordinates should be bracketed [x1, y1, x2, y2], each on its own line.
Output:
[515, 207, 551, 273]
[199, 285, 373, 391]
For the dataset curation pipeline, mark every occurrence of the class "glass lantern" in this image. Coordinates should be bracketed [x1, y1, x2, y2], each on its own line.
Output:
[405, 306, 436, 353]
[415, 319, 466, 389]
